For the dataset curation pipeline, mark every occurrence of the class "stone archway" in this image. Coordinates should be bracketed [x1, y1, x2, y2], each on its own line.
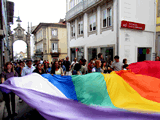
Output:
[9, 23, 31, 61]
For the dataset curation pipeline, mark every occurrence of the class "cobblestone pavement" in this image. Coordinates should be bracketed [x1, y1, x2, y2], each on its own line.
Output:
[0, 95, 45, 120]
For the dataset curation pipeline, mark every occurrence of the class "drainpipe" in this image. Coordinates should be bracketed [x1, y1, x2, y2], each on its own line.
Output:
[153, 0, 156, 60]
[116, 0, 119, 56]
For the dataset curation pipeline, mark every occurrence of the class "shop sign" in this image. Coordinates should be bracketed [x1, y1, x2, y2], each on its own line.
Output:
[121, 20, 145, 30]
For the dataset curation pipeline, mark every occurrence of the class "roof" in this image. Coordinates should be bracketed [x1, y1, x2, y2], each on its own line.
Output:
[31, 23, 66, 34]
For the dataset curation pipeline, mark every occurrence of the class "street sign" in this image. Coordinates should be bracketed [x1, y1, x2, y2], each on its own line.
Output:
[121, 20, 145, 30]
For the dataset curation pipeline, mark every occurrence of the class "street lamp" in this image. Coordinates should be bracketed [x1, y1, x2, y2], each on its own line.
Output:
[15, 16, 22, 23]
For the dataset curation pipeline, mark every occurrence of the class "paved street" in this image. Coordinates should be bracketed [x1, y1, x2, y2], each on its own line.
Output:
[0, 95, 45, 120]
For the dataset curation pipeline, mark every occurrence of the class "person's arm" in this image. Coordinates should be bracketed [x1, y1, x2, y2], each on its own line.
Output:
[61, 68, 64, 76]
[21, 68, 25, 77]
[69, 61, 71, 71]
[71, 62, 74, 68]
[15, 71, 18, 77]
[1, 72, 5, 83]
[1, 78, 5, 83]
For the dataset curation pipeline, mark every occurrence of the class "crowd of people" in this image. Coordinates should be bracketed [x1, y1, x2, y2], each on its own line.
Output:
[4, 52, 160, 119]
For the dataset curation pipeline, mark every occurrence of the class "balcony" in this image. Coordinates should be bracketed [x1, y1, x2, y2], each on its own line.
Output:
[83, 0, 100, 10]
[50, 48, 61, 57]
[35, 48, 43, 55]
[66, 0, 101, 21]
[66, 1, 83, 21]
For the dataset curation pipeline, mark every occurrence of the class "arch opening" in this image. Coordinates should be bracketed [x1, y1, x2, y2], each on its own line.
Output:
[13, 40, 27, 61]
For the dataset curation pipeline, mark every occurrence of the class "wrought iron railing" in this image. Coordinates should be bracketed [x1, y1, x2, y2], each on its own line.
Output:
[50, 48, 61, 54]
[66, 1, 83, 21]
[35, 48, 43, 54]
[83, 0, 100, 10]
[66, 0, 101, 21]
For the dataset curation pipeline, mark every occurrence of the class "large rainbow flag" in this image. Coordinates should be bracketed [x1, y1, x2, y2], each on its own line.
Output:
[1, 61, 160, 120]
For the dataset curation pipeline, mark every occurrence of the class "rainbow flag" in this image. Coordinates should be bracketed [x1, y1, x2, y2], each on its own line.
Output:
[1, 61, 160, 120]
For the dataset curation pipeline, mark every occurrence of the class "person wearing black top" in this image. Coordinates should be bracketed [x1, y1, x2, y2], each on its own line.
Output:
[33, 63, 45, 75]
[63, 56, 71, 75]
[122, 58, 129, 70]
[107, 60, 114, 73]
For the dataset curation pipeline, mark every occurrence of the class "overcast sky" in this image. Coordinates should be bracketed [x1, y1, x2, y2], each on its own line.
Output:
[9, 0, 66, 56]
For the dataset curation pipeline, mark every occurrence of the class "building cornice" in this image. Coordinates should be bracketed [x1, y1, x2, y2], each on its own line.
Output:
[32, 23, 66, 34]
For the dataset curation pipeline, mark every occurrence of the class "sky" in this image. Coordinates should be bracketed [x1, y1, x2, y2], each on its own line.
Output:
[10, 0, 66, 56]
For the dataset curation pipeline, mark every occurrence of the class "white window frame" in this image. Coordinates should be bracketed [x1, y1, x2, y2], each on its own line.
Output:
[102, 7, 112, 28]
[89, 14, 96, 32]
[37, 30, 43, 41]
[71, 23, 75, 38]
[70, 0, 75, 9]
[52, 43, 58, 53]
[78, 20, 83, 35]
[51, 29, 58, 37]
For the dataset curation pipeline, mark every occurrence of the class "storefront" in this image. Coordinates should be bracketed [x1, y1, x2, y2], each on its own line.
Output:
[70, 47, 84, 62]
[88, 48, 97, 62]
[137, 47, 152, 62]
[70, 48, 76, 61]
[100, 47, 113, 63]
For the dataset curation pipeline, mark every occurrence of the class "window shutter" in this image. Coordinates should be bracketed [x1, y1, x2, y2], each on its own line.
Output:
[158, 0, 160, 17]
[55, 43, 58, 52]
[53, 43, 54, 50]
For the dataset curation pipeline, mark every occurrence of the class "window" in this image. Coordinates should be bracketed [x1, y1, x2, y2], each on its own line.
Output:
[158, 0, 160, 17]
[101, 47, 113, 62]
[137, 48, 152, 62]
[88, 48, 97, 63]
[51, 29, 58, 37]
[70, 48, 76, 61]
[89, 14, 96, 31]
[71, 23, 75, 37]
[77, 47, 84, 61]
[78, 21, 83, 35]
[70, 0, 75, 9]
[77, 0, 82, 4]
[103, 7, 112, 28]
[18, 29, 22, 36]
[37, 30, 43, 41]
[52, 43, 58, 53]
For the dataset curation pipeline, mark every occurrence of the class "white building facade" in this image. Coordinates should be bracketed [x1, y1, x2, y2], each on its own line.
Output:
[66, 0, 156, 64]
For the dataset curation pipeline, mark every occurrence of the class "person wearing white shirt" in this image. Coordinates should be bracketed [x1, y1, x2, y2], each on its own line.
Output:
[71, 58, 78, 69]
[21, 60, 36, 77]
[111, 55, 123, 71]
[71, 58, 78, 74]
[19, 59, 35, 103]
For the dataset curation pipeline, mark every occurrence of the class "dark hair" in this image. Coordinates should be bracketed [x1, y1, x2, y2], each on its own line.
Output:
[98, 53, 102, 58]
[123, 59, 127, 64]
[82, 59, 86, 65]
[18, 61, 23, 64]
[4, 62, 14, 72]
[36, 63, 41, 69]
[90, 58, 93, 62]
[114, 55, 119, 59]
[74, 63, 81, 71]
[58, 60, 62, 67]
[51, 60, 59, 74]
[101, 61, 106, 68]
[123, 64, 129, 69]
[44, 62, 50, 71]
[26, 59, 32, 63]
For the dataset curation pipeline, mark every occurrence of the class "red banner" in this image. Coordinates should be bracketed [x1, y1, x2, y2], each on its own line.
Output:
[121, 20, 145, 30]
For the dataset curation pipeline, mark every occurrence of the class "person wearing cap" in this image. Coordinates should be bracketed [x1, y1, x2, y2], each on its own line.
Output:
[21, 59, 36, 77]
